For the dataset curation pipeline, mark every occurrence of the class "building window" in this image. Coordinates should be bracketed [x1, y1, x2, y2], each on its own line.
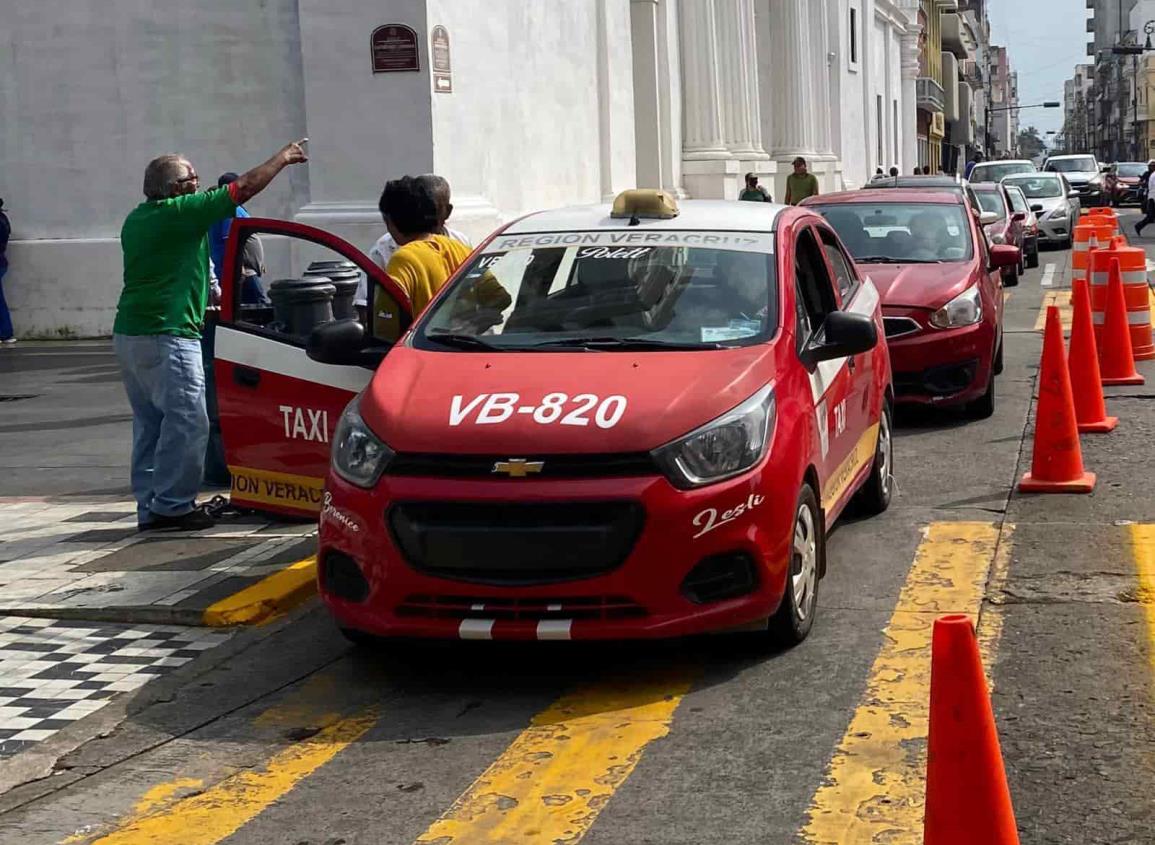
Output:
[849, 3, 860, 70]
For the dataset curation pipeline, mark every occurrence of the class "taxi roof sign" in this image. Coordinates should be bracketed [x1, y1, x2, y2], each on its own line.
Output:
[611, 189, 679, 220]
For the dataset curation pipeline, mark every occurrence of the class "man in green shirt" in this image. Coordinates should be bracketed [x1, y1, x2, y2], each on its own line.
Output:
[739, 172, 772, 202]
[784, 157, 820, 205]
[115, 140, 307, 531]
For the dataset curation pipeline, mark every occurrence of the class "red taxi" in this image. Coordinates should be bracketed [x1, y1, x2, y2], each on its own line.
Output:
[804, 189, 1020, 418]
[214, 191, 893, 646]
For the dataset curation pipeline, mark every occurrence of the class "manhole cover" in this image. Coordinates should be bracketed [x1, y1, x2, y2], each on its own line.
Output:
[0, 395, 39, 403]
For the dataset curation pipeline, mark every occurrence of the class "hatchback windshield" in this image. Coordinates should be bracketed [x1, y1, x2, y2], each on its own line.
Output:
[972, 162, 1035, 181]
[1003, 175, 1064, 199]
[416, 233, 778, 351]
[812, 203, 974, 264]
[1046, 157, 1096, 173]
[1116, 162, 1148, 178]
[973, 189, 1007, 217]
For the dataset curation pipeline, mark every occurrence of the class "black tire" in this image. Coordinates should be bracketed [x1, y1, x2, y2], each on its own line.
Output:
[1004, 264, 1019, 287]
[339, 626, 378, 648]
[993, 338, 1004, 375]
[854, 401, 894, 516]
[966, 371, 995, 419]
[1027, 245, 1040, 269]
[1063, 234, 1073, 250]
[766, 484, 823, 647]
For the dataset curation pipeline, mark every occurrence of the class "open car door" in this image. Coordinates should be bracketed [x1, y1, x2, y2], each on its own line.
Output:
[213, 217, 412, 518]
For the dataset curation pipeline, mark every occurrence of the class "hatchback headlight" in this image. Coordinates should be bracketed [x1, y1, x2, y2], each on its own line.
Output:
[930, 286, 983, 329]
[332, 395, 393, 488]
[653, 385, 776, 489]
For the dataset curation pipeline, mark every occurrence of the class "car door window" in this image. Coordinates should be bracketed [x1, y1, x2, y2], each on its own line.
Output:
[817, 227, 859, 302]
[794, 227, 839, 349]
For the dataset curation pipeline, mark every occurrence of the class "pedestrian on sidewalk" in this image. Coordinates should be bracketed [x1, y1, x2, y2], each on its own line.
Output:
[1135, 161, 1155, 238]
[0, 198, 13, 344]
[965, 153, 982, 180]
[739, 172, 771, 202]
[784, 157, 819, 206]
[115, 141, 308, 531]
[355, 174, 471, 318]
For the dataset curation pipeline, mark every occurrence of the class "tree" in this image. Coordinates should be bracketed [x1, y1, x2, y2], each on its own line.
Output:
[1018, 126, 1046, 160]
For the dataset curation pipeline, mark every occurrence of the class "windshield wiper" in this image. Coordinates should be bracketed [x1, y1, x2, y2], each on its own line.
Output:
[856, 256, 941, 264]
[528, 336, 726, 351]
[426, 332, 505, 351]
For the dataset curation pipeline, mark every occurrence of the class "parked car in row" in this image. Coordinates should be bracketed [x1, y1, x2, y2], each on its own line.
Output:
[1043, 154, 1105, 207]
[1004, 184, 1039, 269]
[969, 159, 1036, 184]
[1001, 172, 1080, 249]
[869, 174, 982, 215]
[1107, 161, 1148, 207]
[804, 189, 1020, 419]
[971, 182, 1026, 284]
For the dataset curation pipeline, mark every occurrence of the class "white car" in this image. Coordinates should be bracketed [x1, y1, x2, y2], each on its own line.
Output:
[969, 160, 1037, 184]
[1002, 172, 1080, 249]
[1042, 154, 1105, 207]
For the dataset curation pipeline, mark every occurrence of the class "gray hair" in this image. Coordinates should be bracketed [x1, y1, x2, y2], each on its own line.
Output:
[142, 154, 190, 201]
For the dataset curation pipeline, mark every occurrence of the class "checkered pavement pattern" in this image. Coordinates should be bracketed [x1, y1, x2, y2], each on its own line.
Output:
[0, 616, 229, 759]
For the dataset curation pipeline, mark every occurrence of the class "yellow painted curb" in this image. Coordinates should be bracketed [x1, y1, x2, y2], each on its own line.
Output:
[202, 556, 318, 627]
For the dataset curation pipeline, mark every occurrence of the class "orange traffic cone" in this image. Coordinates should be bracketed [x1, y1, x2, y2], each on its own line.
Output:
[924, 615, 1020, 845]
[1099, 258, 1146, 386]
[1068, 278, 1118, 433]
[1018, 306, 1096, 493]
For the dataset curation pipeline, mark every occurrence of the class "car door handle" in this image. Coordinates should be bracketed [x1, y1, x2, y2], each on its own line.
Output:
[233, 366, 261, 388]
[847, 356, 857, 373]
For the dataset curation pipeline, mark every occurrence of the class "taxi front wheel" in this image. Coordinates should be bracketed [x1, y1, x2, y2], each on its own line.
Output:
[766, 484, 823, 647]
[853, 402, 894, 516]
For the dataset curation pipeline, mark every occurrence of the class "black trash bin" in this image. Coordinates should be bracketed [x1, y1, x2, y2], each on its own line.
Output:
[304, 262, 360, 320]
[268, 278, 337, 340]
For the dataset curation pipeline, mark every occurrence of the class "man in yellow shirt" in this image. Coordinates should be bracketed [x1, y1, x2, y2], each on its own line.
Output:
[376, 176, 510, 334]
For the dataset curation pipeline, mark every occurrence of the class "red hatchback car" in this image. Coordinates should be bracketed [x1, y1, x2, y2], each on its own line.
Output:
[803, 189, 1020, 417]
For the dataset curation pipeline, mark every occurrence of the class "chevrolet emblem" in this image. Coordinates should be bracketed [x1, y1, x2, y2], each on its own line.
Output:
[492, 459, 545, 478]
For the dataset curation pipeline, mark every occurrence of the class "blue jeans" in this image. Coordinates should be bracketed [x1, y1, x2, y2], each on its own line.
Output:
[114, 334, 209, 524]
[0, 264, 13, 340]
[199, 319, 230, 486]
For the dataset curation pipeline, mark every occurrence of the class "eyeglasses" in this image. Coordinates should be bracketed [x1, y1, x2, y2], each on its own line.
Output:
[177, 172, 200, 185]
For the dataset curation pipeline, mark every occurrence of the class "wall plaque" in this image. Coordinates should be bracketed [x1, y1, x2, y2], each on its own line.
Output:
[431, 25, 452, 93]
[372, 24, 419, 73]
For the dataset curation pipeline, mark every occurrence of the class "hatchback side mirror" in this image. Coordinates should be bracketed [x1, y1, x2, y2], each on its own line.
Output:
[1012, 211, 1027, 222]
[979, 211, 1000, 226]
[1030, 204, 1044, 213]
[1068, 191, 1080, 199]
[805, 311, 878, 366]
[989, 244, 1021, 271]
[306, 319, 391, 369]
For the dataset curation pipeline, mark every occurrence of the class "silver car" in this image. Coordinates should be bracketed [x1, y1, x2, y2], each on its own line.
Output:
[1001, 172, 1080, 248]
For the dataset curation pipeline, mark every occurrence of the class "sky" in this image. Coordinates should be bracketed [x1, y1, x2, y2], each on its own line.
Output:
[988, 0, 1090, 141]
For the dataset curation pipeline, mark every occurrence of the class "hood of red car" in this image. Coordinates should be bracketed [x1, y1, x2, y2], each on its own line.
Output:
[360, 343, 778, 454]
[859, 261, 977, 310]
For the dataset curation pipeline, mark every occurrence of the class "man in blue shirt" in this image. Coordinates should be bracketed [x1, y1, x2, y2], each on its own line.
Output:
[208, 173, 266, 304]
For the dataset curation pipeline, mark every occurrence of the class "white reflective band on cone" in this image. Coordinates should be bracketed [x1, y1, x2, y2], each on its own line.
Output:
[1089, 270, 1146, 285]
[1092, 311, 1152, 325]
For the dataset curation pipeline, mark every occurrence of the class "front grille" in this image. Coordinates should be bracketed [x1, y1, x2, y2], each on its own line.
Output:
[388, 501, 645, 585]
[396, 594, 647, 621]
[883, 316, 921, 339]
[387, 452, 658, 479]
[894, 359, 979, 397]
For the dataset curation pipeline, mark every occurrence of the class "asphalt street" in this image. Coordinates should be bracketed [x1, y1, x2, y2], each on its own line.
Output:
[1, 217, 1154, 844]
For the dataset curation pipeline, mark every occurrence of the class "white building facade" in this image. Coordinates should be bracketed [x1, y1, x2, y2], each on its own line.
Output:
[1, 0, 917, 338]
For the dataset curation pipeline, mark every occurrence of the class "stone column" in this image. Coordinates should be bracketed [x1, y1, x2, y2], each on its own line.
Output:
[808, 0, 834, 157]
[899, 26, 921, 174]
[715, 0, 767, 158]
[680, 0, 728, 159]
[768, 0, 817, 159]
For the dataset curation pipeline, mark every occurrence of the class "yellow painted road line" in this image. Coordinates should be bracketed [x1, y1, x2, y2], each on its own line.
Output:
[76, 707, 377, 845]
[414, 668, 695, 844]
[800, 521, 1005, 844]
[202, 556, 317, 627]
[1127, 525, 1155, 679]
[1034, 289, 1072, 332]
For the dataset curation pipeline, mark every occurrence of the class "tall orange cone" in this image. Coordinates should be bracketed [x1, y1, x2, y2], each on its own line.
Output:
[1099, 258, 1146, 386]
[1018, 306, 1096, 493]
[1068, 278, 1118, 433]
[924, 615, 1020, 845]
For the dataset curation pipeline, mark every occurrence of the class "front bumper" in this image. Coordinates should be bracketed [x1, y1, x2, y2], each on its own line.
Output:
[316, 464, 803, 641]
[884, 308, 996, 406]
[1037, 217, 1072, 243]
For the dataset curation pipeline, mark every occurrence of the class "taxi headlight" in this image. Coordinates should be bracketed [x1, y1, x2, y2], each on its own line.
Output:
[653, 385, 776, 490]
[930, 286, 983, 329]
[332, 395, 393, 488]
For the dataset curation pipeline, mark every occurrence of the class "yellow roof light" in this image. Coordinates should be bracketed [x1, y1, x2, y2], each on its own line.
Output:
[611, 189, 679, 220]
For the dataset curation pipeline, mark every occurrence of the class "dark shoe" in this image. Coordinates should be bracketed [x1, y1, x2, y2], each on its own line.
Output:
[139, 507, 216, 532]
[1135, 223, 1144, 237]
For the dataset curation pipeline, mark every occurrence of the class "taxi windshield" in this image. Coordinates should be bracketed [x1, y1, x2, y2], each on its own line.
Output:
[415, 233, 778, 351]
[1003, 175, 1063, 199]
[811, 203, 974, 264]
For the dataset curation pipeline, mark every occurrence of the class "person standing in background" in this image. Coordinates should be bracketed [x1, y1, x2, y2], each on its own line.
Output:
[208, 173, 268, 305]
[115, 141, 307, 531]
[784, 157, 819, 205]
[0, 198, 13, 344]
[1134, 161, 1155, 237]
[739, 172, 771, 202]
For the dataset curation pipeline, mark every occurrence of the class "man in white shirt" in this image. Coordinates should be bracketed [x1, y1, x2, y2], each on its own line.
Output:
[1135, 161, 1155, 237]
[355, 174, 472, 308]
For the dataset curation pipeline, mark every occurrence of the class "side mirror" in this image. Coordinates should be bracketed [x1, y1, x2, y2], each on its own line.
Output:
[306, 319, 391, 369]
[1101, 165, 1111, 173]
[989, 244, 1021, 272]
[979, 211, 1000, 226]
[805, 311, 878, 366]
[1030, 204, 1044, 213]
[1068, 191, 1080, 199]
[1012, 211, 1027, 222]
